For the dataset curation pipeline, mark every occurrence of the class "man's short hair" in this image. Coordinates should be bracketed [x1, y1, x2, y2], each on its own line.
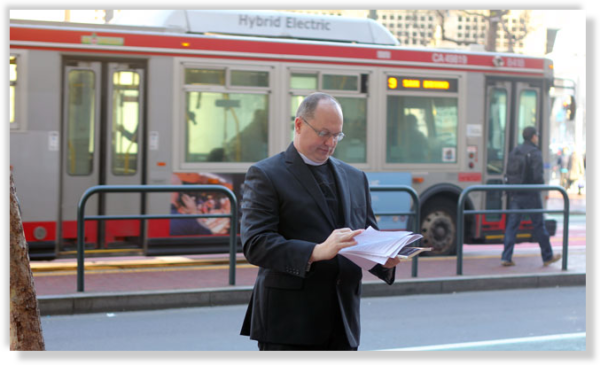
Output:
[522, 126, 537, 141]
[296, 92, 341, 120]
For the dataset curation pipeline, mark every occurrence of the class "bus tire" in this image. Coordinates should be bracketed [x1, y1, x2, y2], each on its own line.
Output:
[420, 197, 457, 256]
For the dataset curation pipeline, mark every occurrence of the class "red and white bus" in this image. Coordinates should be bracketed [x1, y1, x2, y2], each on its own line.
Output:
[9, 10, 556, 259]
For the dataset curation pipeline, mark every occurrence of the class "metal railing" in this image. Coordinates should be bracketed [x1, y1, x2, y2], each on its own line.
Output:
[456, 185, 569, 275]
[369, 185, 421, 277]
[76, 185, 238, 292]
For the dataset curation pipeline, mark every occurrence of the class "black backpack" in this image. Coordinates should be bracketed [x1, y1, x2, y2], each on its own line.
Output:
[504, 147, 531, 185]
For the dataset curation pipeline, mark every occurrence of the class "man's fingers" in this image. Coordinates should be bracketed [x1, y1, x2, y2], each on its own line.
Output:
[338, 239, 358, 249]
[341, 229, 363, 241]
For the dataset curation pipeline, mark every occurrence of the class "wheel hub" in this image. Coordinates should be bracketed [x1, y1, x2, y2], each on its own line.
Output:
[422, 210, 456, 251]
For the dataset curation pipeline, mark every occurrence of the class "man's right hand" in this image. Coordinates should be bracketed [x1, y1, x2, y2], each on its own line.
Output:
[310, 228, 363, 263]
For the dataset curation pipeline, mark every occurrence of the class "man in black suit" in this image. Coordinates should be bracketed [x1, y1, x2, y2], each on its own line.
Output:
[240, 92, 401, 351]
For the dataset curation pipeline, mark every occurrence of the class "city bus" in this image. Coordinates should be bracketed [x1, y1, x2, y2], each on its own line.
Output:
[9, 10, 556, 260]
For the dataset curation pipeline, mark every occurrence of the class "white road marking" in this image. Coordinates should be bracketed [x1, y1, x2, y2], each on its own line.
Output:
[379, 332, 586, 351]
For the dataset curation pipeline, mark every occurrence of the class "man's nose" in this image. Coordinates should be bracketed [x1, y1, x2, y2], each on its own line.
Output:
[324, 135, 337, 147]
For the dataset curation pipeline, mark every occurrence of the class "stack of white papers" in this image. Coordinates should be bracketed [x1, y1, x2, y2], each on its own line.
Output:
[339, 226, 428, 270]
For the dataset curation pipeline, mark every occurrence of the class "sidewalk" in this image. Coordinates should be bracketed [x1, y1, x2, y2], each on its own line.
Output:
[32, 244, 586, 316]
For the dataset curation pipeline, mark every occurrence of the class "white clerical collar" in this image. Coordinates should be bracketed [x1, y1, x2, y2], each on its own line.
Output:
[298, 151, 328, 166]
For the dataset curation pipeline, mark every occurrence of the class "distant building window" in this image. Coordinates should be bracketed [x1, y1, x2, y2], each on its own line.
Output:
[390, 15, 395, 20]
[458, 25, 462, 30]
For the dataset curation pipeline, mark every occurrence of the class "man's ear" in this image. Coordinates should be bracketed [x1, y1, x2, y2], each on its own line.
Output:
[294, 117, 303, 134]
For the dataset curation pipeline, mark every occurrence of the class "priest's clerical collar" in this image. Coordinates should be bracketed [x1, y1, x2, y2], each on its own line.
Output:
[298, 151, 328, 166]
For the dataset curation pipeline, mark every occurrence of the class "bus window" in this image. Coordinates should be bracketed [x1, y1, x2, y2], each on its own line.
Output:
[334, 97, 367, 163]
[290, 73, 318, 90]
[185, 69, 225, 85]
[66, 70, 96, 176]
[112, 71, 141, 175]
[386, 95, 458, 164]
[185, 92, 269, 163]
[517, 90, 538, 144]
[231, 70, 269, 87]
[486, 89, 508, 174]
[289, 95, 367, 163]
[322, 74, 359, 92]
[10, 55, 17, 128]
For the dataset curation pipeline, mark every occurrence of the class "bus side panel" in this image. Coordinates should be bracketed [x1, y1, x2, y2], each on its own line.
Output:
[146, 56, 176, 237]
[10, 50, 61, 248]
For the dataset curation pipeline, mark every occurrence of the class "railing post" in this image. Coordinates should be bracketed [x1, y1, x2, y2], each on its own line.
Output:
[226, 189, 238, 286]
[456, 190, 466, 275]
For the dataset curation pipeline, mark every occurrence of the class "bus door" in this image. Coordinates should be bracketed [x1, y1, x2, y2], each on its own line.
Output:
[60, 60, 145, 254]
[482, 79, 542, 240]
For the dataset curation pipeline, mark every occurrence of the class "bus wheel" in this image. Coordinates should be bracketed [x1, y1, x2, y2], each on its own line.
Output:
[420, 198, 457, 256]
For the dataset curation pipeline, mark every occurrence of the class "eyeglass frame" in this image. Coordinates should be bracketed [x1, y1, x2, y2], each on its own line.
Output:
[298, 116, 345, 142]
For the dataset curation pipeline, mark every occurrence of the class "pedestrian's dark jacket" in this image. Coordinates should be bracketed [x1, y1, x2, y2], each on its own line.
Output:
[513, 140, 544, 199]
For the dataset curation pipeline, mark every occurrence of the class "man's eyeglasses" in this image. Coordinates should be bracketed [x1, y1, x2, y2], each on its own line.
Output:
[299, 117, 345, 142]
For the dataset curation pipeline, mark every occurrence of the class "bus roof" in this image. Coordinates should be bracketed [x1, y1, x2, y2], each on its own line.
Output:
[109, 10, 400, 46]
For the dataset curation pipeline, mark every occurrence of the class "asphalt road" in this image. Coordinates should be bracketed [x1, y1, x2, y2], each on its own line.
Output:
[40, 285, 586, 351]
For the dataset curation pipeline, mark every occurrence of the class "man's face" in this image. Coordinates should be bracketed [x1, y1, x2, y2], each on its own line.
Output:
[294, 100, 343, 164]
[531, 134, 539, 145]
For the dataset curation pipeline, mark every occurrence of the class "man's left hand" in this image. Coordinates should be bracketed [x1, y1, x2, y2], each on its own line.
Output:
[383, 256, 402, 269]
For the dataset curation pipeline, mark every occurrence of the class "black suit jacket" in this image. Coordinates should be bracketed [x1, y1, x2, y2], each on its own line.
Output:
[240, 143, 395, 347]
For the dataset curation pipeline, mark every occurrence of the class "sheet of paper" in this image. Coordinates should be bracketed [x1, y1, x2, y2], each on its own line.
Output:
[339, 226, 423, 269]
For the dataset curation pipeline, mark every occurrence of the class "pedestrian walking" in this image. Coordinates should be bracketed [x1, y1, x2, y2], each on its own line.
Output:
[501, 126, 561, 267]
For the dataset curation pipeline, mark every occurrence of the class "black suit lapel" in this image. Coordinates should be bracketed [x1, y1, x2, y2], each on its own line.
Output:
[330, 157, 351, 228]
[284, 144, 336, 228]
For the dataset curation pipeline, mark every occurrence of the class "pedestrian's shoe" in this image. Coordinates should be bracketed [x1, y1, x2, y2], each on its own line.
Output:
[543, 254, 562, 267]
[501, 260, 515, 267]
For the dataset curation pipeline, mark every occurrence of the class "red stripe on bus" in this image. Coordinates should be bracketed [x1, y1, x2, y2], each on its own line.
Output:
[10, 26, 546, 70]
[22, 221, 56, 241]
[62, 220, 98, 242]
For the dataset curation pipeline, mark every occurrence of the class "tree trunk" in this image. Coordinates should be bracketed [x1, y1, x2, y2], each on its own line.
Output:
[486, 10, 501, 52]
[10, 171, 45, 351]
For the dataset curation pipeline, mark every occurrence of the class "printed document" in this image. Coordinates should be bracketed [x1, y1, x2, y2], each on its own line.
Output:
[339, 226, 429, 270]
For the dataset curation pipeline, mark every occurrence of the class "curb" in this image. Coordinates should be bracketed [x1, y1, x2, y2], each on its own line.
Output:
[38, 272, 585, 316]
